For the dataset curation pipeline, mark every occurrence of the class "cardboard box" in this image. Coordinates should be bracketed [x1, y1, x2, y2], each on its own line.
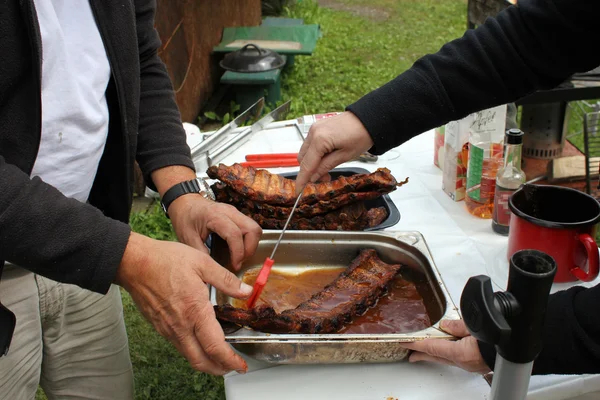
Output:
[442, 104, 508, 202]
[442, 118, 471, 201]
[434, 125, 445, 170]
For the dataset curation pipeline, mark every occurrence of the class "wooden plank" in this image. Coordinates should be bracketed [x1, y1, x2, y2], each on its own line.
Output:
[522, 140, 585, 181]
[547, 155, 600, 181]
[224, 39, 302, 51]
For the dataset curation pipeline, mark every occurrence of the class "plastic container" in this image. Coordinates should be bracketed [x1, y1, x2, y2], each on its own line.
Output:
[465, 105, 507, 218]
[297, 112, 342, 139]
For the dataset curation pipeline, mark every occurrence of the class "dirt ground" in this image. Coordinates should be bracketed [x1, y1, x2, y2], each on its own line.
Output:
[317, 0, 390, 22]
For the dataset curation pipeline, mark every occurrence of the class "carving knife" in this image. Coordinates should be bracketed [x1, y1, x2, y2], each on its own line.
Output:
[191, 97, 265, 158]
[206, 100, 292, 168]
[246, 188, 304, 308]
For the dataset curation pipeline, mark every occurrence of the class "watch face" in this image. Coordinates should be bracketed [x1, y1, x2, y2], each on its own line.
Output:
[198, 178, 216, 201]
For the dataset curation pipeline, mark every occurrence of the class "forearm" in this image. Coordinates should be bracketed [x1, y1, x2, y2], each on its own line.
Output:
[117, 166, 200, 291]
[0, 158, 130, 294]
[151, 165, 197, 197]
[478, 283, 600, 375]
[348, 0, 600, 154]
[115, 231, 151, 292]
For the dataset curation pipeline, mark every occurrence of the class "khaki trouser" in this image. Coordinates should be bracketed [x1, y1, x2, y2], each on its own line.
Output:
[0, 264, 134, 400]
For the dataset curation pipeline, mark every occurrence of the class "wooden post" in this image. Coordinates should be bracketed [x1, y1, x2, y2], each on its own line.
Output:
[155, 0, 262, 123]
[133, 1, 262, 196]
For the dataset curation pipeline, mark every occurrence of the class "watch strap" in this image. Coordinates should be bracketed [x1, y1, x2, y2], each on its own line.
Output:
[160, 178, 214, 217]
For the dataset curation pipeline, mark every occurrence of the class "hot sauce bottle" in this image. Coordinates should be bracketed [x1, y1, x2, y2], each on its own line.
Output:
[492, 129, 526, 235]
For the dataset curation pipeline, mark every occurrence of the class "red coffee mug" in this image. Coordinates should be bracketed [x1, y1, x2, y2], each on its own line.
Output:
[508, 184, 600, 283]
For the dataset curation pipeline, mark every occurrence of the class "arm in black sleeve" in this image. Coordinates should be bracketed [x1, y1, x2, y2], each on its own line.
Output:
[0, 158, 131, 294]
[347, 0, 600, 154]
[478, 283, 600, 375]
[133, 0, 196, 188]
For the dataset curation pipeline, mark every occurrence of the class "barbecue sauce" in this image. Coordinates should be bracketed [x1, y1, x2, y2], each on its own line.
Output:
[338, 277, 430, 334]
[233, 268, 344, 313]
[232, 268, 432, 334]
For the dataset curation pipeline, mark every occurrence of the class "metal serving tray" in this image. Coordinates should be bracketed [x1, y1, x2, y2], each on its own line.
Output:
[210, 230, 460, 364]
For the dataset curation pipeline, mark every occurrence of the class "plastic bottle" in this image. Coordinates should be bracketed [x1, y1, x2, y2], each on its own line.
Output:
[297, 112, 342, 138]
[492, 129, 526, 235]
[465, 105, 507, 218]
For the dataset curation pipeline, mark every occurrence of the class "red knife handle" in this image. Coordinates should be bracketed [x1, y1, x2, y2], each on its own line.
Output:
[255, 257, 275, 285]
[240, 159, 299, 168]
[245, 153, 298, 161]
[246, 257, 275, 308]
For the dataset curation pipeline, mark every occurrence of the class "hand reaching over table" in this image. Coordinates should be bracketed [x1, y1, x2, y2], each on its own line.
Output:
[116, 232, 254, 375]
[402, 319, 492, 375]
[296, 111, 374, 195]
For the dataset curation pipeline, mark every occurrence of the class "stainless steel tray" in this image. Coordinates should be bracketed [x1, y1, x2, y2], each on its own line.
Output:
[210, 230, 461, 364]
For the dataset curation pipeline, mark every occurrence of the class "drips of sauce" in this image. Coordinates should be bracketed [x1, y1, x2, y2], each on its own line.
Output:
[232, 267, 432, 334]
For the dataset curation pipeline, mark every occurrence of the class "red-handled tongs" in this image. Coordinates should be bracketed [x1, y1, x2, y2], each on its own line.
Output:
[240, 159, 299, 168]
[241, 153, 300, 168]
[246, 189, 304, 308]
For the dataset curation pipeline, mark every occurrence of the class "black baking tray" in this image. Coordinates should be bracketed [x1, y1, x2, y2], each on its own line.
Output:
[280, 167, 401, 231]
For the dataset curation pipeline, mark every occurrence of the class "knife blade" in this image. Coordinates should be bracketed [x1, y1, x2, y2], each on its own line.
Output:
[207, 100, 292, 167]
[190, 97, 265, 159]
[246, 188, 303, 308]
[251, 100, 291, 133]
[269, 190, 303, 259]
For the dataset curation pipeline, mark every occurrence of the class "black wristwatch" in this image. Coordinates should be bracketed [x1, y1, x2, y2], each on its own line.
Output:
[160, 178, 215, 218]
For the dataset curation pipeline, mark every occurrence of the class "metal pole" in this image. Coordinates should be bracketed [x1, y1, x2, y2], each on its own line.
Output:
[490, 357, 533, 400]
[461, 249, 557, 400]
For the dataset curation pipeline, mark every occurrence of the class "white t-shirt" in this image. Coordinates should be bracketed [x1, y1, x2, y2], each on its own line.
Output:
[30, 0, 111, 203]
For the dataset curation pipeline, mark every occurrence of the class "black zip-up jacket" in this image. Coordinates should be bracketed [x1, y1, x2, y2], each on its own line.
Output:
[347, 0, 600, 375]
[0, 0, 194, 294]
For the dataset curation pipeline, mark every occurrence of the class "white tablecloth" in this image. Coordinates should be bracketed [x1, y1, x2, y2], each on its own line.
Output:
[204, 125, 600, 400]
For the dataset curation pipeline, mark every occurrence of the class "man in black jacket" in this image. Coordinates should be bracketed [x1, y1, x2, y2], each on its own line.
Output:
[0, 1, 261, 398]
[294, 0, 600, 375]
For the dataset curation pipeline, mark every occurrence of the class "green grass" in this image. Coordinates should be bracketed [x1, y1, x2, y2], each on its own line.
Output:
[37, 1, 468, 398]
[565, 100, 600, 156]
[281, 0, 466, 116]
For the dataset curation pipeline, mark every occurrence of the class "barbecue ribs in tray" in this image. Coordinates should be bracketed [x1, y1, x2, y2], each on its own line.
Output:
[214, 249, 404, 334]
[207, 163, 408, 231]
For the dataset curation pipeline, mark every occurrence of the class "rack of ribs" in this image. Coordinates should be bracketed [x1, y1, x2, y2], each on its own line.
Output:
[249, 203, 388, 230]
[214, 249, 404, 334]
[207, 164, 404, 206]
[207, 163, 408, 231]
[213, 182, 385, 219]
